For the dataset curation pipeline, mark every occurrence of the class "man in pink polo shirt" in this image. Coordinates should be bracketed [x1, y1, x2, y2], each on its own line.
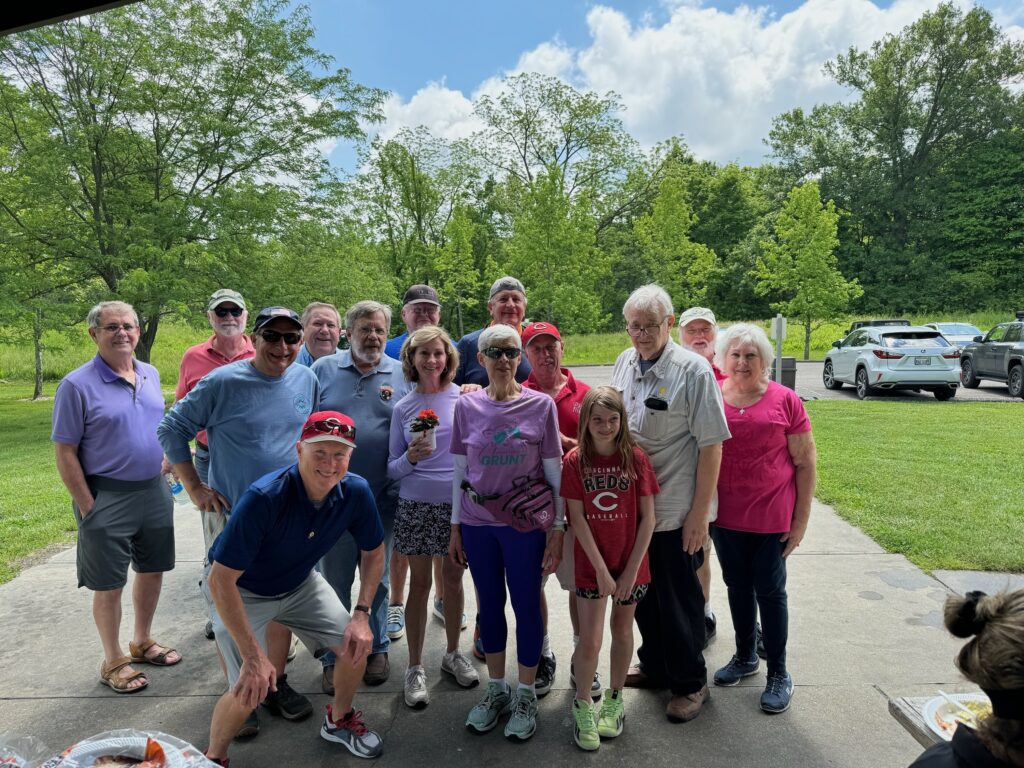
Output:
[175, 288, 254, 638]
[522, 321, 594, 699]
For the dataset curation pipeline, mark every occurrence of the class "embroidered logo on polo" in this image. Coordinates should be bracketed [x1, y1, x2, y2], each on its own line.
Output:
[293, 394, 311, 414]
[379, 384, 394, 402]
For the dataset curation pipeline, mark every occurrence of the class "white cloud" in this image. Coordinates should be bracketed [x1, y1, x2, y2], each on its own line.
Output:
[374, 0, 1021, 165]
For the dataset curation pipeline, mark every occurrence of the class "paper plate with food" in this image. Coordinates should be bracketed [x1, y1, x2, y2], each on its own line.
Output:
[923, 692, 993, 741]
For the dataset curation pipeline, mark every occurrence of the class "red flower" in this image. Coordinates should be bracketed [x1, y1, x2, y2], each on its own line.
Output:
[411, 409, 439, 432]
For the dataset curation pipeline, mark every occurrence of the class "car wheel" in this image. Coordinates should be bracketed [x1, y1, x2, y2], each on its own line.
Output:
[1008, 364, 1024, 399]
[855, 367, 873, 400]
[933, 387, 955, 401]
[822, 360, 842, 390]
[960, 358, 979, 388]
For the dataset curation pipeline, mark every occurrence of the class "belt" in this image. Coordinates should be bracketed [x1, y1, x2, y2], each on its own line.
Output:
[460, 480, 499, 505]
[86, 475, 162, 492]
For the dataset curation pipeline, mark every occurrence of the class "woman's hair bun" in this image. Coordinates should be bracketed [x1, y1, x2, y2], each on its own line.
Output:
[946, 590, 989, 638]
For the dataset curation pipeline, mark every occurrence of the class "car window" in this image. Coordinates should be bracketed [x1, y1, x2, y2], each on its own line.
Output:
[985, 324, 1008, 343]
[1005, 325, 1022, 343]
[939, 323, 981, 335]
[881, 332, 949, 349]
[843, 331, 865, 348]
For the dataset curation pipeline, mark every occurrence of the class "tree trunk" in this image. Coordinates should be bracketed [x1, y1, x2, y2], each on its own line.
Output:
[136, 312, 159, 363]
[804, 317, 812, 361]
[33, 307, 44, 400]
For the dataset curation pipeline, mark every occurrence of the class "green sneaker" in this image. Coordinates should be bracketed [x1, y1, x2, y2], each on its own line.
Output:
[597, 689, 625, 738]
[503, 688, 538, 741]
[573, 699, 600, 751]
[466, 681, 511, 733]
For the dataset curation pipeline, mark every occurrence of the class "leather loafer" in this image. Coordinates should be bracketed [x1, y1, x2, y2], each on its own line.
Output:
[363, 652, 390, 686]
[666, 684, 709, 723]
[624, 664, 664, 689]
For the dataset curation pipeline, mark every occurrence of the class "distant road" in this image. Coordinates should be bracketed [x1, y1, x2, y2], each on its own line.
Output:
[568, 361, 1019, 403]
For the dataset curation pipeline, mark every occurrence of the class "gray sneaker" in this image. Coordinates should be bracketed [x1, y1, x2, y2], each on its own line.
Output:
[714, 655, 760, 687]
[404, 665, 429, 709]
[465, 681, 511, 733]
[504, 688, 538, 741]
[441, 650, 480, 688]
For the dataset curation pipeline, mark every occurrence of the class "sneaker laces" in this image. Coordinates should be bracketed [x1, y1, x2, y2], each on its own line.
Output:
[448, 651, 473, 674]
[329, 706, 368, 736]
[765, 673, 786, 696]
[511, 692, 535, 718]
[573, 701, 594, 729]
[387, 605, 403, 624]
[480, 682, 507, 707]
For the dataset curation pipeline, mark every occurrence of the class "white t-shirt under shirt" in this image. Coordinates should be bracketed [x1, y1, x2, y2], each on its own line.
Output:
[449, 387, 562, 527]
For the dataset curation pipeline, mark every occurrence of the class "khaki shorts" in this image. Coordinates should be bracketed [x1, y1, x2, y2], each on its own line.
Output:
[202, 567, 351, 687]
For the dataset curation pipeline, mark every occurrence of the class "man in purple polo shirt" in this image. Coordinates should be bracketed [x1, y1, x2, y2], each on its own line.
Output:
[52, 300, 181, 695]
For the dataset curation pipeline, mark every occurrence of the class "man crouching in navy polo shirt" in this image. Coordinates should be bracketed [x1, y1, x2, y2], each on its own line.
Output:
[202, 411, 386, 765]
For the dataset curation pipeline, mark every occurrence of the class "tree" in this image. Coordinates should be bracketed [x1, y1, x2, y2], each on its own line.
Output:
[755, 182, 862, 359]
[0, 0, 384, 360]
[434, 205, 484, 338]
[768, 3, 1024, 312]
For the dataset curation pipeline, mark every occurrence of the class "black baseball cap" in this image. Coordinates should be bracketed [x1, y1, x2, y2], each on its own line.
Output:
[403, 284, 440, 307]
[252, 306, 302, 333]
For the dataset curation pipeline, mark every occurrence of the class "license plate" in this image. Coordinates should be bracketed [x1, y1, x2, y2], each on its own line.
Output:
[914, 357, 931, 365]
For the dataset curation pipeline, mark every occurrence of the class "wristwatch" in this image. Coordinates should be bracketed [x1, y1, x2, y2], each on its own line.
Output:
[353, 603, 371, 616]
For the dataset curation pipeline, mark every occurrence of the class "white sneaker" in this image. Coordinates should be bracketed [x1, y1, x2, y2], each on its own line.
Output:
[404, 665, 429, 709]
[441, 650, 480, 689]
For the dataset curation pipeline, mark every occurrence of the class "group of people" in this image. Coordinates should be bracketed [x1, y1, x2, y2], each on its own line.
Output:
[67, 275, 1000, 764]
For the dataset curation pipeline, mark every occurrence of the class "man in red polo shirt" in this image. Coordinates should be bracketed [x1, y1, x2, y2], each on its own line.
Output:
[522, 321, 596, 699]
[174, 288, 255, 639]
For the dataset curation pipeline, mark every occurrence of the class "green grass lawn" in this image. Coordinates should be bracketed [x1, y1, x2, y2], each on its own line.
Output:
[806, 400, 1024, 572]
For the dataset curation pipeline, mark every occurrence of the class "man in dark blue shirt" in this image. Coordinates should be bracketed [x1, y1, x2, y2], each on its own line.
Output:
[203, 411, 386, 764]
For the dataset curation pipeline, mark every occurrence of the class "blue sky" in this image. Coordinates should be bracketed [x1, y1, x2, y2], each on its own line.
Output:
[303, 0, 1023, 170]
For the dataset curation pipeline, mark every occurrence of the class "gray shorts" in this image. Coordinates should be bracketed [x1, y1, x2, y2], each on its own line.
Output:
[74, 476, 175, 590]
[201, 567, 351, 687]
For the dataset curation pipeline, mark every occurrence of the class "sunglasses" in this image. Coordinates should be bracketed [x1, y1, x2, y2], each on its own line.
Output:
[259, 329, 302, 344]
[213, 307, 244, 318]
[482, 346, 521, 360]
[308, 418, 356, 441]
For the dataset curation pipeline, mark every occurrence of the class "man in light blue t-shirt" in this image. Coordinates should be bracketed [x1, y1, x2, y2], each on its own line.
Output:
[159, 306, 319, 735]
[312, 300, 409, 691]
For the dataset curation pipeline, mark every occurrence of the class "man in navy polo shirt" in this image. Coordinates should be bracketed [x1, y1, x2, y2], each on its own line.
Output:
[202, 411, 386, 765]
[52, 300, 180, 694]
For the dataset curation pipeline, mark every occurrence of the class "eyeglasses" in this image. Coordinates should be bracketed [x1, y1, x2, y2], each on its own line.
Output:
[213, 307, 244, 318]
[259, 329, 302, 344]
[99, 323, 137, 334]
[625, 320, 666, 338]
[308, 418, 356, 441]
[482, 347, 521, 360]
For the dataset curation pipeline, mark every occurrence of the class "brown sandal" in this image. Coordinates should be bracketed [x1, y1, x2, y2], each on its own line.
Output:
[100, 656, 149, 694]
[129, 639, 182, 667]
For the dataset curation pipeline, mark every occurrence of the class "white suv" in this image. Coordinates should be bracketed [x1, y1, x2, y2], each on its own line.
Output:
[823, 326, 961, 400]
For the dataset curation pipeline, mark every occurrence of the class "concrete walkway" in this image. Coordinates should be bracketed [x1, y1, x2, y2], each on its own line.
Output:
[1, 500, 1020, 767]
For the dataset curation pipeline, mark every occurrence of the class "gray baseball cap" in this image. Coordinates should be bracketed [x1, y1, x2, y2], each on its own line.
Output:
[489, 276, 526, 299]
[679, 307, 717, 328]
[208, 288, 246, 311]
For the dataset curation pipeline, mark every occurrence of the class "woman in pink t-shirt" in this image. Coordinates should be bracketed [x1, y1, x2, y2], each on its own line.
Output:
[710, 323, 816, 716]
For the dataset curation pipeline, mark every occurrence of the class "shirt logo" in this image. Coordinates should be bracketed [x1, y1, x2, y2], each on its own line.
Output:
[492, 426, 522, 445]
[379, 384, 394, 402]
[293, 394, 311, 414]
[592, 491, 619, 512]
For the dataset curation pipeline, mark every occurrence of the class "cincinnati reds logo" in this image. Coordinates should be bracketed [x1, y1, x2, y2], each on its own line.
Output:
[592, 491, 618, 512]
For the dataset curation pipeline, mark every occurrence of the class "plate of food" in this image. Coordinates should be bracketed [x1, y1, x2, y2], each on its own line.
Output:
[922, 692, 992, 741]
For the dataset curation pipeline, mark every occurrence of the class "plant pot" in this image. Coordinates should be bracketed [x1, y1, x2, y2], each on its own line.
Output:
[422, 428, 436, 450]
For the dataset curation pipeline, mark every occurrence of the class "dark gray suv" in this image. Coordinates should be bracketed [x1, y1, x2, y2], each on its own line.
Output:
[960, 321, 1024, 398]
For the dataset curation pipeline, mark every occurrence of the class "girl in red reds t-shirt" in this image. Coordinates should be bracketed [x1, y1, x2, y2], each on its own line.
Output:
[560, 386, 659, 752]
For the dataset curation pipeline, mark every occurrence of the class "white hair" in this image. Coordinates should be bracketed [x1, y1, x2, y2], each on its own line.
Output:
[88, 301, 138, 329]
[478, 324, 521, 351]
[715, 323, 775, 379]
[623, 284, 673, 319]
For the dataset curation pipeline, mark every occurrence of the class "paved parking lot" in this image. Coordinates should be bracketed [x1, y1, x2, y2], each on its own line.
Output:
[570, 362, 1020, 402]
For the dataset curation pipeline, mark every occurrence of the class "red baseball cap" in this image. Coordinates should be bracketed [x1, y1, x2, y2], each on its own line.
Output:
[521, 321, 562, 348]
[300, 410, 356, 448]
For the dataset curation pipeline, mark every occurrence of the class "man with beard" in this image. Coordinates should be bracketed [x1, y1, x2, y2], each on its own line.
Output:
[312, 300, 409, 690]
[453, 277, 533, 387]
[297, 302, 344, 366]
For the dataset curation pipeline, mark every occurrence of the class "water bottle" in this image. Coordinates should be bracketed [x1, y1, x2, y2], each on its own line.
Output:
[167, 475, 188, 505]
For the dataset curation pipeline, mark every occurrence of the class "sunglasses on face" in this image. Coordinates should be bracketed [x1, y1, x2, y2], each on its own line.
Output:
[213, 307, 244, 318]
[309, 418, 356, 441]
[482, 346, 521, 360]
[259, 329, 302, 344]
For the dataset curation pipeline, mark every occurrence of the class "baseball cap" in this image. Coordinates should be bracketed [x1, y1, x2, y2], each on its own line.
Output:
[207, 288, 246, 311]
[679, 307, 717, 328]
[403, 284, 440, 307]
[252, 306, 302, 333]
[489, 276, 526, 299]
[300, 410, 356, 449]
[521, 321, 562, 348]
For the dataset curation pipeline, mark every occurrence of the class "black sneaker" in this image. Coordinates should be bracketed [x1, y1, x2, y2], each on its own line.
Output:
[234, 709, 259, 740]
[535, 652, 556, 697]
[704, 613, 717, 649]
[261, 674, 312, 721]
[756, 623, 766, 660]
[569, 662, 603, 700]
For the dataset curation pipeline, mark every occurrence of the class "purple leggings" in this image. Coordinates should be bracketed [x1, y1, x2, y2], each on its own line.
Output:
[461, 524, 546, 668]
